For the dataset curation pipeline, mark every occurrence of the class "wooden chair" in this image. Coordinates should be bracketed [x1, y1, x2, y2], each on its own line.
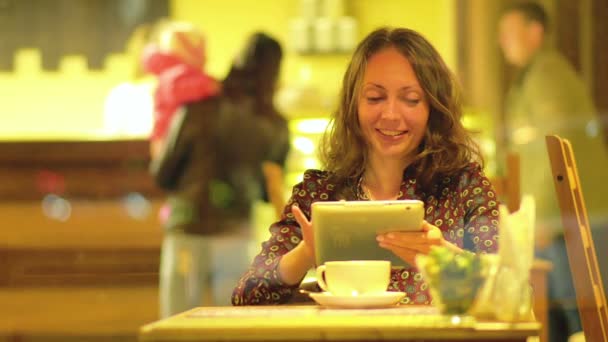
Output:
[545, 134, 608, 341]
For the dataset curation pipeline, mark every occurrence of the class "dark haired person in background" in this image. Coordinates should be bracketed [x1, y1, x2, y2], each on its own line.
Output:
[150, 31, 289, 317]
[499, 2, 608, 341]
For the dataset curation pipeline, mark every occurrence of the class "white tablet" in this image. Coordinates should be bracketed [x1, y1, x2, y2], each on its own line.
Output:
[312, 200, 424, 267]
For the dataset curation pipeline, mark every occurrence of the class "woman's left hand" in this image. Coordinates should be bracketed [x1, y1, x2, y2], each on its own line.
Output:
[376, 221, 452, 265]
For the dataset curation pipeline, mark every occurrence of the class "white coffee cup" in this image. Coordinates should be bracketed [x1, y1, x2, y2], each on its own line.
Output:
[315, 260, 390, 296]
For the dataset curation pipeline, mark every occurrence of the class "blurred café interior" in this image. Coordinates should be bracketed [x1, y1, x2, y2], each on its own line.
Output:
[1, 0, 607, 341]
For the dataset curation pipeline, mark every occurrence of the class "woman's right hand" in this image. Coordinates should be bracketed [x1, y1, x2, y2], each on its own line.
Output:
[277, 205, 316, 285]
[291, 205, 315, 266]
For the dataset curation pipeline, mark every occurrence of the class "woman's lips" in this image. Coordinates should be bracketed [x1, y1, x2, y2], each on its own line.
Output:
[377, 128, 407, 137]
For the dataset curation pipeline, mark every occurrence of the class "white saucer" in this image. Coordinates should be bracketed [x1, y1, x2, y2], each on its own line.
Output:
[309, 291, 406, 309]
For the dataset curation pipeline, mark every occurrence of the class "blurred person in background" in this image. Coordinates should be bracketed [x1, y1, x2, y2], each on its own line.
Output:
[221, 33, 291, 222]
[142, 21, 221, 158]
[499, 2, 608, 341]
[149, 28, 290, 317]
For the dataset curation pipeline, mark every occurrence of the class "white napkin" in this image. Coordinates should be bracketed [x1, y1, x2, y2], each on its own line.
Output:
[472, 195, 536, 321]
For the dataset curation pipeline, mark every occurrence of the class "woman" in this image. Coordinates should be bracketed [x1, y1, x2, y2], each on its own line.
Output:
[151, 32, 289, 317]
[232, 27, 499, 306]
[220, 32, 291, 220]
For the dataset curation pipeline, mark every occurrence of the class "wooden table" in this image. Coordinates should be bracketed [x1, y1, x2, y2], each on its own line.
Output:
[139, 305, 540, 342]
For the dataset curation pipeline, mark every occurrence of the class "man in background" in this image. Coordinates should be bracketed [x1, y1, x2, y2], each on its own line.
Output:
[499, 2, 608, 341]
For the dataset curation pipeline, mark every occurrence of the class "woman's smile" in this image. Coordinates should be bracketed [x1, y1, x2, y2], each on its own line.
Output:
[376, 128, 408, 137]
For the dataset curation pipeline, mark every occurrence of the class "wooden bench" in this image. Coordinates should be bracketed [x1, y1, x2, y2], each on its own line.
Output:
[0, 140, 163, 341]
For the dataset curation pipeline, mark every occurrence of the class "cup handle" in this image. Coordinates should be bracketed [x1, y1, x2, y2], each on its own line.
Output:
[315, 265, 329, 292]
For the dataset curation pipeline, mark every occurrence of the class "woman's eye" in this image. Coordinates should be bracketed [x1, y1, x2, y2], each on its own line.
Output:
[404, 98, 421, 106]
[366, 97, 383, 103]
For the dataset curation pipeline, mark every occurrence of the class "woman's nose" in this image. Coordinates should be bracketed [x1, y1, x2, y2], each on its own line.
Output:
[381, 97, 399, 119]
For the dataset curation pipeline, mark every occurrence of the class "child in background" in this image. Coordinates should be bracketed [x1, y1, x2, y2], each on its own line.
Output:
[141, 22, 220, 158]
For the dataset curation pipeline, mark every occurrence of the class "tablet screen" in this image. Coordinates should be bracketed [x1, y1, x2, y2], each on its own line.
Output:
[312, 200, 424, 267]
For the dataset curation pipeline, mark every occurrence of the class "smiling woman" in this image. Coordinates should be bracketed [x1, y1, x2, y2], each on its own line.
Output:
[357, 46, 430, 197]
[232, 27, 500, 307]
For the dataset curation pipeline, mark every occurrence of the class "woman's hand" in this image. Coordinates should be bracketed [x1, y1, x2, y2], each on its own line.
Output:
[276, 205, 316, 286]
[376, 221, 461, 265]
[291, 205, 315, 265]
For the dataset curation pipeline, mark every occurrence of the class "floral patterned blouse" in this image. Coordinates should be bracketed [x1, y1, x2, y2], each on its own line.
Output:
[232, 162, 499, 305]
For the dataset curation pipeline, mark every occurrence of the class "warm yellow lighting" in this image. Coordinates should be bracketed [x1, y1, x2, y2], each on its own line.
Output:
[286, 172, 304, 189]
[512, 126, 537, 145]
[480, 139, 496, 155]
[14, 49, 42, 76]
[293, 118, 331, 134]
[292, 137, 315, 155]
[103, 82, 154, 137]
[1, 48, 150, 140]
[60, 55, 88, 76]
[303, 157, 319, 169]
[462, 114, 475, 129]
[299, 64, 312, 83]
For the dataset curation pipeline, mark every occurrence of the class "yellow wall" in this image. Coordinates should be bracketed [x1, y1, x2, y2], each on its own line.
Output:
[0, 52, 134, 140]
[173, 0, 455, 108]
[0, 0, 456, 140]
[352, 0, 455, 68]
[173, 0, 456, 78]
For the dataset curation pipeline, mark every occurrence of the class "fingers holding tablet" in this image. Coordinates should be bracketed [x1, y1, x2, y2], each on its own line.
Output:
[291, 205, 315, 263]
[377, 221, 444, 264]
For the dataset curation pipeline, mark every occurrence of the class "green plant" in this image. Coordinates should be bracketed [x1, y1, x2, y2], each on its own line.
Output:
[418, 246, 486, 314]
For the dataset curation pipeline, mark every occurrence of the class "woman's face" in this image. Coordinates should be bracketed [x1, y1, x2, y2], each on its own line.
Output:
[357, 46, 430, 164]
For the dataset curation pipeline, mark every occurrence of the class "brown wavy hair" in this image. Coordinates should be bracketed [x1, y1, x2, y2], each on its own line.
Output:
[319, 27, 482, 194]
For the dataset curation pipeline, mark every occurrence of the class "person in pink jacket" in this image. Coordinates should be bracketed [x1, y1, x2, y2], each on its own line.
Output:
[141, 22, 220, 158]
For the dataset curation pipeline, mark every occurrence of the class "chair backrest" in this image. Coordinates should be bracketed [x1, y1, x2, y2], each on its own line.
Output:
[490, 152, 521, 213]
[545, 134, 608, 341]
